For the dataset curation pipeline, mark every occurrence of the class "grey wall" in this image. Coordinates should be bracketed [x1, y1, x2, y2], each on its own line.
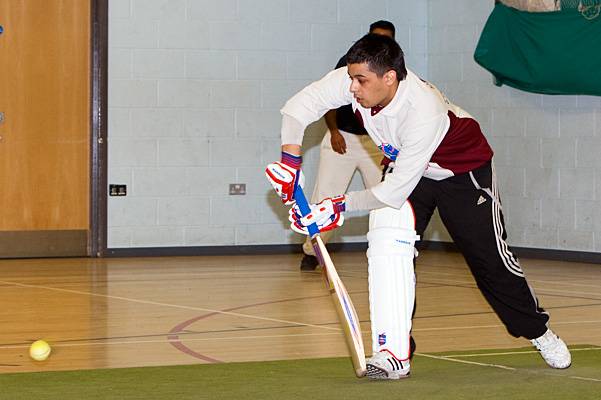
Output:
[108, 0, 601, 253]
[425, 0, 601, 252]
[107, 0, 428, 248]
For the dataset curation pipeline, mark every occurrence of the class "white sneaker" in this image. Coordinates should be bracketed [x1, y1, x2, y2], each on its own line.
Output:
[366, 350, 410, 380]
[531, 329, 571, 369]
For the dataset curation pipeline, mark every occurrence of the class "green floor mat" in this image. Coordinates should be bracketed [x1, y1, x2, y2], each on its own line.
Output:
[1, 346, 599, 400]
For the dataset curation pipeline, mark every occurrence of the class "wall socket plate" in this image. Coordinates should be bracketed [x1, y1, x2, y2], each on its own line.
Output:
[109, 184, 127, 196]
[229, 183, 246, 195]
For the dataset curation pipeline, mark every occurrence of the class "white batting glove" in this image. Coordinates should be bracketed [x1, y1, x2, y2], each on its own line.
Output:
[289, 195, 346, 235]
[265, 152, 304, 205]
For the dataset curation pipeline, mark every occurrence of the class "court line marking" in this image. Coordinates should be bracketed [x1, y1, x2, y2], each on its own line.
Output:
[571, 376, 601, 382]
[417, 259, 601, 279]
[443, 346, 601, 358]
[417, 268, 601, 289]
[5, 271, 599, 302]
[413, 273, 601, 298]
[3, 336, 597, 382]
[8, 261, 600, 289]
[343, 269, 601, 292]
[416, 271, 601, 296]
[1, 335, 599, 355]
[1, 318, 598, 349]
[384, 266, 601, 291]
[384, 258, 600, 287]
[0, 332, 343, 350]
[0, 279, 341, 332]
[4, 267, 598, 298]
[416, 352, 516, 370]
[528, 279, 601, 289]
[1, 271, 329, 286]
[412, 319, 601, 332]
[1, 278, 600, 337]
[416, 351, 601, 382]
[2, 277, 599, 364]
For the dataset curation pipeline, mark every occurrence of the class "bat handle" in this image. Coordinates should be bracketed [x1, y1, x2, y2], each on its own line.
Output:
[294, 184, 320, 237]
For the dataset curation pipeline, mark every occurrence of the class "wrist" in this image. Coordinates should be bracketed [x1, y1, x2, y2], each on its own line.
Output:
[332, 195, 346, 213]
[281, 151, 302, 169]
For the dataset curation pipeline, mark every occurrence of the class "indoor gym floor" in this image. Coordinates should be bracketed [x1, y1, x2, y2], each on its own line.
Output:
[0, 249, 599, 377]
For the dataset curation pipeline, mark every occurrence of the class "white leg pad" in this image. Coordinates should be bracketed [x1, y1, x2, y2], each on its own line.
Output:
[367, 202, 419, 361]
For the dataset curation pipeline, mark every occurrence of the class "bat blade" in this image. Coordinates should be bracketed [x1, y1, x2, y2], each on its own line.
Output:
[312, 235, 366, 378]
[292, 184, 366, 377]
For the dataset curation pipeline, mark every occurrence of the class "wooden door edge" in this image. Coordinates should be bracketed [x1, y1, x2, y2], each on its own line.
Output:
[89, 0, 108, 257]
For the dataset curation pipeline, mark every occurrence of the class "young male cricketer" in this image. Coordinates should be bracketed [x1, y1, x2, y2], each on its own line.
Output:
[266, 33, 571, 379]
[299, 20, 396, 271]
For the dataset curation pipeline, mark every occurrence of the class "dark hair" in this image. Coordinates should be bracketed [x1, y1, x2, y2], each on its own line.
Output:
[346, 33, 407, 81]
[369, 20, 395, 38]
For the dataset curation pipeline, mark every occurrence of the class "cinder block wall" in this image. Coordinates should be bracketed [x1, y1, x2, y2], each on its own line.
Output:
[426, 0, 601, 251]
[107, 0, 428, 248]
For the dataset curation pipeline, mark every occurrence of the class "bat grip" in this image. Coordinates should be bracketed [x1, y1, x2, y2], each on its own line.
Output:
[294, 184, 320, 237]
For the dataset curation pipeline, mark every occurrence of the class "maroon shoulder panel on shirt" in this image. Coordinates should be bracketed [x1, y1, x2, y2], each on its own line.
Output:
[430, 111, 493, 174]
[355, 107, 492, 174]
[354, 109, 364, 126]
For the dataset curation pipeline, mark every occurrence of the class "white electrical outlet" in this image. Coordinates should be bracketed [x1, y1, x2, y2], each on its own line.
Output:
[229, 183, 246, 195]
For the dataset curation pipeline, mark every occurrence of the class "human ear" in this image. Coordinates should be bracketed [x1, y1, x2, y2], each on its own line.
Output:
[384, 70, 397, 85]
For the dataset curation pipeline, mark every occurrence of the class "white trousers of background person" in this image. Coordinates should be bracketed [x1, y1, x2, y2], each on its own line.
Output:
[303, 129, 382, 256]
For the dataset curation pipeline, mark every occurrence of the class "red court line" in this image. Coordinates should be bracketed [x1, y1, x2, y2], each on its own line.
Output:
[167, 294, 332, 362]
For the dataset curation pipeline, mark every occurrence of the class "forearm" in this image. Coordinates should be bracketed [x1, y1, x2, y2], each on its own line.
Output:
[281, 114, 305, 147]
[281, 144, 301, 156]
[345, 189, 389, 212]
[324, 110, 338, 132]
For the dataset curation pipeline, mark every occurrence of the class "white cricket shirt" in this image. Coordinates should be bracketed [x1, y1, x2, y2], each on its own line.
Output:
[281, 67, 493, 209]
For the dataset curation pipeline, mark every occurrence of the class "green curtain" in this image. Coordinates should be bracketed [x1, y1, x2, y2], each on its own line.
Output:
[474, 2, 601, 95]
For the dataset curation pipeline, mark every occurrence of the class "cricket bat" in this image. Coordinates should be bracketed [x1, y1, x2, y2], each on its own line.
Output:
[294, 185, 367, 378]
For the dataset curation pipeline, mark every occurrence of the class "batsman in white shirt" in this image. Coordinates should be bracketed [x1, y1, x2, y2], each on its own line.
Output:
[265, 34, 571, 379]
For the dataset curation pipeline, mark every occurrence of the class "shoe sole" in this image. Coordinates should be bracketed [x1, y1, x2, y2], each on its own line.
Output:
[366, 364, 410, 380]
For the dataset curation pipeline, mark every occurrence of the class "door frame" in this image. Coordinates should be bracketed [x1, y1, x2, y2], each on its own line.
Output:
[90, 0, 108, 257]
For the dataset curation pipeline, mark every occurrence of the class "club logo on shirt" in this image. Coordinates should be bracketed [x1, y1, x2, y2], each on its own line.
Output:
[378, 333, 387, 345]
[379, 143, 399, 161]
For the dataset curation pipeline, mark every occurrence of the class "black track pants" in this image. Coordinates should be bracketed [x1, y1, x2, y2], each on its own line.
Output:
[407, 161, 549, 339]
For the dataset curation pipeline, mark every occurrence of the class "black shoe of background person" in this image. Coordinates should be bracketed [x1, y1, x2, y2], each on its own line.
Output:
[300, 255, 319, 271]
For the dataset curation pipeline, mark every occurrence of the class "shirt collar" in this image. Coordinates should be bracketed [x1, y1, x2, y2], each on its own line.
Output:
[370, 105, 384, 116]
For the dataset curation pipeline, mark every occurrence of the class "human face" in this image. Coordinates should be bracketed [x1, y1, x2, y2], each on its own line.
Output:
[348, 62, 398, 109]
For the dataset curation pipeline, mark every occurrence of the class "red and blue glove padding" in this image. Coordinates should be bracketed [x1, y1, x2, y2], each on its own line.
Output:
[289, 195, 346, 235]
[265, 152, 305, 205]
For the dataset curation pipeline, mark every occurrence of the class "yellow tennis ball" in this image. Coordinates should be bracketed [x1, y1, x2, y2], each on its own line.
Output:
[29, 340, 51, 361]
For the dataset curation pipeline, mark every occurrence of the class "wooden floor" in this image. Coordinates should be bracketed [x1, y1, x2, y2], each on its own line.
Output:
[0, 249, 599, 373]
